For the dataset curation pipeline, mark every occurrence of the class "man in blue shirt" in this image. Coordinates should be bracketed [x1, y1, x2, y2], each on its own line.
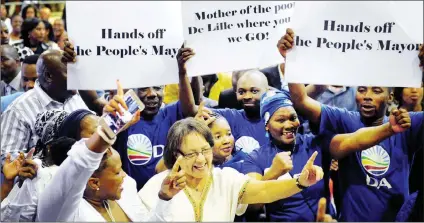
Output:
[113, 47, 200, 190]
[281, 28, 424, 221]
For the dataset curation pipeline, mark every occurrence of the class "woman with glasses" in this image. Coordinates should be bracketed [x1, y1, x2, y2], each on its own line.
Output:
[138, 117, 324, 222]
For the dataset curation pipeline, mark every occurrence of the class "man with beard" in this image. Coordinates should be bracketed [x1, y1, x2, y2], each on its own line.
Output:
[282, 28, 424, 221]
[1, 49, 89, 161]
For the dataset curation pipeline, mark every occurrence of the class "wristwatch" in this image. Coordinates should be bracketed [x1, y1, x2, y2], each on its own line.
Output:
[296, 176, 308, 190]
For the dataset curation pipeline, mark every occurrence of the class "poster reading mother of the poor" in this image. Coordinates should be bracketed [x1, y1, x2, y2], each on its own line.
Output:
[66, 1, 184, 90]
[285, 1, 423, 87]
[182, 1, 295, 76]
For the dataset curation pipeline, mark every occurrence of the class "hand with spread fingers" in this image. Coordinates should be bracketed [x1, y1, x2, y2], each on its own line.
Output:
[62, 41, 77, 63]
[159, 156, 187, 201]
[298, 151, 324, 188]
[270, 151, 293, 177]
[277, 28, 295, 58]
[316, 198, 337, 222]
[177, 44, 195, 76]
[389, 108, 411, 133]
[18, 148, 38, 181]
[3, 152, 25, 181]
[194, 101, 216, 126]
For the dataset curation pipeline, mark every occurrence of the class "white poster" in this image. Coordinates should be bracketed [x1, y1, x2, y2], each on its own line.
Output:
[66, 1, 184, 90]
[182, 1, 295, 76]
[285, 1, 423, 88]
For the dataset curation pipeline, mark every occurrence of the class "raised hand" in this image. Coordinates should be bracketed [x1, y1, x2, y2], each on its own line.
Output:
[62, 41, 76, 63]
[277, 28, 295, 58]
[103, 80, 129, 116]
[159, 156, 186, 200]
[18, 148, 38, 181]
[177, 44, 195, 76]
[194, 101, 216, 126]
[298, 151, 324, 187]
[316, 198, 337, 222]
[270, 151, 293, 176]
[3, 152, 25, 181]
[389, 108, 411, 133]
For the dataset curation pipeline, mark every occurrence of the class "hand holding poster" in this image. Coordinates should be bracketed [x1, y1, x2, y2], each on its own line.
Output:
[182, 1, 295, 76]
[66, 1, 184, 90]
[285, 1, 423, 87]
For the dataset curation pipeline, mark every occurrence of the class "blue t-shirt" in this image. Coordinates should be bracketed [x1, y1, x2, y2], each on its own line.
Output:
[115, 102, 184, 190]
[241, 134, 335, 222]
[216, 150, 248, 172]
[319, 105, 423, 221]
[213, 109, 266, 154]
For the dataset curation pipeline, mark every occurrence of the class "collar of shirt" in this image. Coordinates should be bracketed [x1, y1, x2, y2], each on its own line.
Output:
[7, 71, 22, 92]
[33, 80, 65, 108]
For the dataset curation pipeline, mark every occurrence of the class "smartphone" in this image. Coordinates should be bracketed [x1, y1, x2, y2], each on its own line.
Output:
[99, 89, 144, 138]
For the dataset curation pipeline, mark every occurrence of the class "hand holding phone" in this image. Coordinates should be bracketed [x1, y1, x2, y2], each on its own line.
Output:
[100, 80, 144, 138]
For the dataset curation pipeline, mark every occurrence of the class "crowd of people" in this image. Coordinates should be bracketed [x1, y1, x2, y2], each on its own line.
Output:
[1, 3, 423, 222]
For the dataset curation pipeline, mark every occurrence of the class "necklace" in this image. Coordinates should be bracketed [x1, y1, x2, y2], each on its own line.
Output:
[103, 200, 116, 222]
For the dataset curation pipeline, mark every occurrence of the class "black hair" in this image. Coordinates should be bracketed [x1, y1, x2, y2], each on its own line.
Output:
[23, 54, 40, 64]
[42, 20, 54, 41]
[49, 137, 77, 166]
[21, 4, 38, 20]
[21, 18, 43, 47]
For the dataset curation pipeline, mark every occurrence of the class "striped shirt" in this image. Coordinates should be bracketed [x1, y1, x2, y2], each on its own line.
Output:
[1, 81, 89, 160]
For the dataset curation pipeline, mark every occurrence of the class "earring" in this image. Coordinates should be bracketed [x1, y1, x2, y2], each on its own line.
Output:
[96, 188, 100, 191]
[265, 131, 269, 138]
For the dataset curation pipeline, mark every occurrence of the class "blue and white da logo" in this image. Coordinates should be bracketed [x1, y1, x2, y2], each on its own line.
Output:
[361, 145, 390, 176]
[127, 134, 164, 166]
[361, 145, 392, 189]
[235, 136, 260, 154]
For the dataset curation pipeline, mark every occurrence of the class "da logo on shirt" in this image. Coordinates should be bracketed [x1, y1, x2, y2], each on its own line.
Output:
[361, 145, 390, 176]
[127, 134, 157, 165]
[235, 136, 260, 154]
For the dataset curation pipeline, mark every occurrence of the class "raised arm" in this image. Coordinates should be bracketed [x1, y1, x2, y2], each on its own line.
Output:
[37, 81, 137, 221]
[278, 28, 324, 124]
[241, 152, 324, 204]
[61, 42, 107, 116]
[330, 108, 411, 159]
[177, 47, 197, 117]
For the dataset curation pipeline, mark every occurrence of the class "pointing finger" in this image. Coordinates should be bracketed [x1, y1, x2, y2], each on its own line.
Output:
[116, 80, 124, 97]
[26, 147, 35, 159]
[171, 156, 183, 174]
[306, 151, 318, 168]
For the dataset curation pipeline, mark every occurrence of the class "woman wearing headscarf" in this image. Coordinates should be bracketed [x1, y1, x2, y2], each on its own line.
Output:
[1, 109, 69, 222]
[36, 82, 171, 222]
[241, 89, 413, 221]
[1, 109, 99, 222]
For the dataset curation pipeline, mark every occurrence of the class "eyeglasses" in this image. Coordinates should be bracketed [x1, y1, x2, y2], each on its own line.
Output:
[179, 148, 213, 160]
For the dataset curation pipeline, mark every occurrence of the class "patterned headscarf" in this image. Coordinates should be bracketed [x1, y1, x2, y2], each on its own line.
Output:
[35, 110, 70, 147]
[260, 89, 293, 125]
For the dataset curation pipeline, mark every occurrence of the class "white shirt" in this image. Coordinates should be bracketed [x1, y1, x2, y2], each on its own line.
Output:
[1, 161, 57, 222]
[36, 139, 169, 222]
[1, 80, 89, 161]
[138, 168, 250, 222]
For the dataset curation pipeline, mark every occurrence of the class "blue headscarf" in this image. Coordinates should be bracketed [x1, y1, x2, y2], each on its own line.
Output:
[260, 89, 293, 125]
[58, 109, 94, 140]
